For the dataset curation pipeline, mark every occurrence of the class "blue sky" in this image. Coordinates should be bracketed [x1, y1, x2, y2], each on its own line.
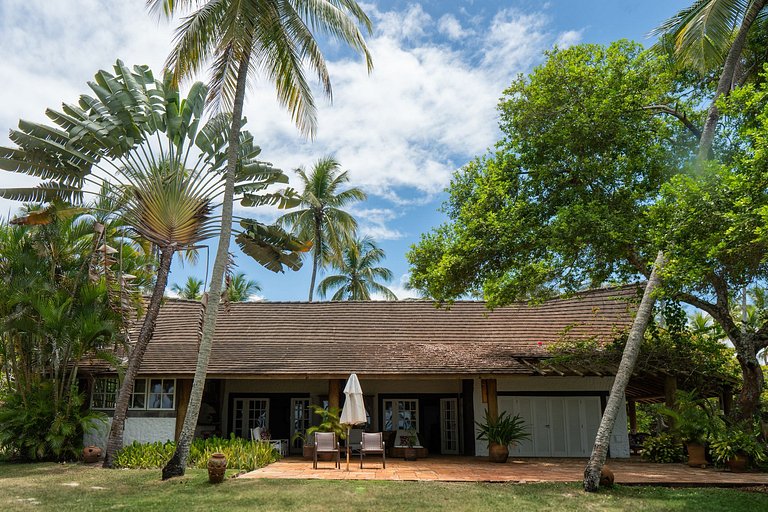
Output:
[0, 0, 690, 301]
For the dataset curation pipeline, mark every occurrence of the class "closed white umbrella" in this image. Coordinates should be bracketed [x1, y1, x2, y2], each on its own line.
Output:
[340, 373, 367, 471]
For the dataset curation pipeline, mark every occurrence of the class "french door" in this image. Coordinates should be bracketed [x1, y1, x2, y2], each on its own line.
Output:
[440, 398, 460, 454]
[290, 398, 311, 454]
[232, 398, 269, 439]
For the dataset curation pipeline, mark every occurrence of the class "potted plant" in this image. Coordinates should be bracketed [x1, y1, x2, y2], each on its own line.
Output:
[292, 405, 346, 460]
[475, 409, 530, 463]
[401, 430, 418, 461]
[660, 391, 724, 468]
[710, 426, 767, 472]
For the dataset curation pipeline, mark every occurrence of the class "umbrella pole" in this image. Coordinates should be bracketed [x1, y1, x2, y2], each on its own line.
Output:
[346, 426, 351, 471]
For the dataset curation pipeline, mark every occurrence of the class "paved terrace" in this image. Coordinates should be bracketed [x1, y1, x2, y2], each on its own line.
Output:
[240, 456, 768, 486]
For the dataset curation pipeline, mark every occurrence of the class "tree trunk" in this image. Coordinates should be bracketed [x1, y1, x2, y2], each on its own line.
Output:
[697, 0, 767, 161]
[308, 219, 322, 302]
[584, 251, 665, 492]
[162, 52, 251, 480]
[103, 247, 174, 468]
[733, 334, 765, 423]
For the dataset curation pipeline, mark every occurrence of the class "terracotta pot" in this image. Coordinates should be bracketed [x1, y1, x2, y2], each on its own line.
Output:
[82, 445, 102, 463]
[726, 452, 749, 473]
[488, 443, 509, 463]
[403, 447, 418, 461]
[600, 466, 615, 487]
[303, 445, 314, 460]
[686, 442, 707, 468]
[207, 453, 227, 484]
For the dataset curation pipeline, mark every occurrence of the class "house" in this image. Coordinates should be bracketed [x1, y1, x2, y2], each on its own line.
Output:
[83, 285, 647, 458]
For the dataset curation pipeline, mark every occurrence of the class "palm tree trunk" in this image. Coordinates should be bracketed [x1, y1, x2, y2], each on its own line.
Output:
[583, 251, 665, 492]
[103, 247, 175, 468]
[308, 219, 322, 302]
[697, 0, 767, 161]
[162, 52, 251, 480]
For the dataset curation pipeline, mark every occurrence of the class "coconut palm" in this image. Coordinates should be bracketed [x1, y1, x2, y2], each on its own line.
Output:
[278, 157, 367, 301]
[172, 277, 205, 300]
[151, 0, 373, 479]
[0, 61, 306, 467]
[224, 272, 261, 301]
[652, 0, 768, 158]
[318, 236, 396, 301]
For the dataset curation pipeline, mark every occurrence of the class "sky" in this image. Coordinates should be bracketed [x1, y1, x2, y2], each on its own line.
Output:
[0, 0, 692, 301]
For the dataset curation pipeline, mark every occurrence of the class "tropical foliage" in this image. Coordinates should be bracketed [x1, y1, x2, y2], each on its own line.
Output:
[475, 410, 530, 447]
[153, 0, 373, 479]
[224, 272, 261, 302]
[318, 236, 396, 300]
[172, 277, 204, 300]
[113, 436, 279, 471]
[0, 61, 305, 467]
[0, 213, 134, 461]
[279, 157, 367, 301]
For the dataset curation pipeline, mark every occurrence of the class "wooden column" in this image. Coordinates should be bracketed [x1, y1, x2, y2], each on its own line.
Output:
[721, 386, 733, 418]
[328, 379, 340, 410]
[174, 379, 193, 442]
[481, 378, 498, 419]
[664, 375, 677, 408]
[627, 399, 637, 434]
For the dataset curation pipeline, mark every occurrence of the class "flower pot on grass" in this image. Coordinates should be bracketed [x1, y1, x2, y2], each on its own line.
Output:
[82, 445, 101, 463]
[207, 453, 227, 484]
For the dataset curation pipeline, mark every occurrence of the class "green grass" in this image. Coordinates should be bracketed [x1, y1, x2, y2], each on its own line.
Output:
[0, 462, 766, 511]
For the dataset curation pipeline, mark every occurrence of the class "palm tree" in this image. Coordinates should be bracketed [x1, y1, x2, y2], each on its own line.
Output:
[224, 272, 261, 301]
[652, 0, 768, 159]
[318, 236, 396, 301]
[151, 0, 373, 479]
[0, 62, 304, 467]
[172, 277, 205, 300]
[278, 157, 367, 301]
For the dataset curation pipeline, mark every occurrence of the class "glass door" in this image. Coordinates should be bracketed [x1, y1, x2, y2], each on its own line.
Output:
[440, 398, 459, 454]
[290, 398, 311, 454]
[232, 398, 269, 439]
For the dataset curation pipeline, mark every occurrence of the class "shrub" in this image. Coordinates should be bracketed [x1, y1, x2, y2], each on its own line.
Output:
[641, 433, 684, 463]
[114, 435, 279, 471]
[0, 384, 106, 462]
[709, 427, 767, 466]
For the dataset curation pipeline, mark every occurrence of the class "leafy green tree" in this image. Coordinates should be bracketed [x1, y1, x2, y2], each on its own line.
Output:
[279, 156, 367, 301]
[152, 0, 373, 479]
[172, 277, 205, 300]
[653, 0, 768, 159]
[318, 236, 396, 300]
[224, 272, 261, 302]
[0, 62, 304, 467]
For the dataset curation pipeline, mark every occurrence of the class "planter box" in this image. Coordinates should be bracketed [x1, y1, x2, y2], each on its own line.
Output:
[391, 447, 428, 459]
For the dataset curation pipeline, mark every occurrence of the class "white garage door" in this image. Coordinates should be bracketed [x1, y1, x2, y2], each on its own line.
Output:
[499, 396, 602, 457]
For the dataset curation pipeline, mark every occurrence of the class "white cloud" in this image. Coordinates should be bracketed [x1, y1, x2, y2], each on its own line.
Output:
[437, 14, 469, 40]
[555, 29, 584, 48]
[0, 1, 581, 241]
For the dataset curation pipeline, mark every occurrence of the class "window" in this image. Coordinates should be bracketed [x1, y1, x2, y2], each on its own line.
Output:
[92, 377, 118, 409]
[148, 378, 175, 410]
[383, 399, 419, 431]
[91, 377, 175, 411]
[130, 378, 147, 409]
[232, 398, 269, 439]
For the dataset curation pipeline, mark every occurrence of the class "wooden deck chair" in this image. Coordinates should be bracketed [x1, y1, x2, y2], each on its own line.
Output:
[360, 432, 386, 469]
[313, 432, 340, 469]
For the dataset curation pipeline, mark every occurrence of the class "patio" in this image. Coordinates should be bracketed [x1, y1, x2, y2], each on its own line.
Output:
[240, 456, 768, 487]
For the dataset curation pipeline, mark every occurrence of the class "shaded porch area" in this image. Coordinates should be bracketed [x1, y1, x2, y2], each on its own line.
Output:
[239, 456, 768, 486]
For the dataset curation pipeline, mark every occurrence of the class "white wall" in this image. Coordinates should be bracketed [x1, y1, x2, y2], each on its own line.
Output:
[83, 417, 176, 450]
[473, 376, 630, 458]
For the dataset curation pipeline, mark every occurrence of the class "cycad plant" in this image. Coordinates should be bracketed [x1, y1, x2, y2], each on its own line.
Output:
[279, 157, 367, 301]
[318, 236, 396, 301]
[0, 61, 307, 467]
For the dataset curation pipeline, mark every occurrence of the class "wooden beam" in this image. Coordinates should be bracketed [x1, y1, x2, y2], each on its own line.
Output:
[721, 385, 733, 417]
[328, 379, 341, 410]
[627, 400, 637, 434]
[664, 375, 677, 409]
[481, 378, 498, 420]
[174, 379, 193, 442]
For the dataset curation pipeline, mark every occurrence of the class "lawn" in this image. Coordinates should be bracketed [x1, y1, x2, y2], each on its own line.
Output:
[1, 462, 766, 511]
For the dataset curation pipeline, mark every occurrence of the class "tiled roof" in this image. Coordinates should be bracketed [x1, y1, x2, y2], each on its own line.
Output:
[88, 284, 641, 378]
